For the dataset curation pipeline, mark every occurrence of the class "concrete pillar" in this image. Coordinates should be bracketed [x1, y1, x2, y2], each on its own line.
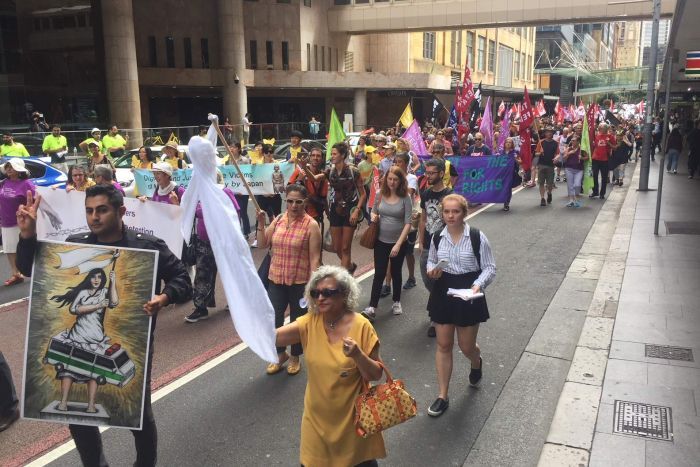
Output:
[218, 0, 247, 139]
[101, 0, 142, 146]
[353, 89, 367, 131]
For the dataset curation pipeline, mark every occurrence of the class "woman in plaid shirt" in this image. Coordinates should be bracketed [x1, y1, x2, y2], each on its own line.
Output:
[256, 184, 322, 376]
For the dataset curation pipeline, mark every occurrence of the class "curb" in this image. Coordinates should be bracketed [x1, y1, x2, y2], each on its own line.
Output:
[537, 163, 640, 466]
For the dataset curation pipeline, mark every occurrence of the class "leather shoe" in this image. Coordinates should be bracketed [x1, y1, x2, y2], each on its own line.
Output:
[0, 408, 19, 433]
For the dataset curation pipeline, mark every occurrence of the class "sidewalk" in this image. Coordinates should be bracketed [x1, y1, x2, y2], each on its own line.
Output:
[539, 153, 700, 466]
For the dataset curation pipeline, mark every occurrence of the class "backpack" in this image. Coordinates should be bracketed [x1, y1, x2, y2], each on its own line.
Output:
[432, 226, 482, 270]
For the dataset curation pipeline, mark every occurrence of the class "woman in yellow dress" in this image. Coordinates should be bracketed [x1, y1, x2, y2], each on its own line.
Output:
[276, 265, 386, 467]
[131, 146, 156, 169]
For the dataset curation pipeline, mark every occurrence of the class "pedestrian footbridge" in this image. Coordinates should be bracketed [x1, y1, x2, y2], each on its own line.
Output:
[328, 0, 676, 34]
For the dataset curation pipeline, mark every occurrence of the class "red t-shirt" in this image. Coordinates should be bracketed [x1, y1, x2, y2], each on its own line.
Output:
[592, 134, 615, 161]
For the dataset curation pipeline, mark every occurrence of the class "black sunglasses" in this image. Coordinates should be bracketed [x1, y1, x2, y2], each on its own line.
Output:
[310, 288, 342, 299]
[286, 199, 304, 205]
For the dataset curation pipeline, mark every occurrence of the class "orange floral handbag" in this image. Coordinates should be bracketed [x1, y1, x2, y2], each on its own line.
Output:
[354, 361, 417, 438]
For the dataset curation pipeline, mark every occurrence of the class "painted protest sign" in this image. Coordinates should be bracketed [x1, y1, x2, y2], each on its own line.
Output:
[36, 187, 184, 258]
[449, 155, 514, 203]
[132, 162, 296, 197]
[22, 241, 157, 429]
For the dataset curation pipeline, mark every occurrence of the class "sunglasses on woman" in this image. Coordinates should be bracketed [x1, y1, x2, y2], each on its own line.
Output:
[286, 199, 305, 205]
[309, 288, 341, 298]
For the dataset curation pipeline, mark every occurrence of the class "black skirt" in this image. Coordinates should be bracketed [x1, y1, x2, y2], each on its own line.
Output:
[427, 271, 489, 327]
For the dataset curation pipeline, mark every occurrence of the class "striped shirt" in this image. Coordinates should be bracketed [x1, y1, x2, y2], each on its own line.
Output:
[427, 224, 496, 289]
[269, 213, 313, 285]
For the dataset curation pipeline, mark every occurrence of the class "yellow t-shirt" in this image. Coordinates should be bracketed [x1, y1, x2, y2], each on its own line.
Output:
[81, 138, 104, 154]
[296, 312, 386, 467]
[0, 142, 30, 157]
[102, 134, 127, 152]
[69, 178, 96, 192]
[249, 149, 264, 165]
[42, 134, 67, 153]
[131, 156, 153, 169]
[288, 145, 302, 163]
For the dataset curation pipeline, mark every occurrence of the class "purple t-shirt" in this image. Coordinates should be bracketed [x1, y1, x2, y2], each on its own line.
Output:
[112, 181, 125, 195]
[150, 185, 185, 204]
[0, 178, 36, 227]
[195, 187, 240, 242]
[564, 147, 584, 170]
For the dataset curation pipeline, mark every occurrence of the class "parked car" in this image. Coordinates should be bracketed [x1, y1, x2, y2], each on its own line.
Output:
[0, 156, 68, 188]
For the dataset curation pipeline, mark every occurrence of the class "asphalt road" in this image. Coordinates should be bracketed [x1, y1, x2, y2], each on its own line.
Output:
[45, 179, 615, 467]
[0, 251, 31, 303]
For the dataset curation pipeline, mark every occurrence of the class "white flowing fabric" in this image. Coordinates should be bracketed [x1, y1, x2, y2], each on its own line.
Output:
[180, 117, 277, 363]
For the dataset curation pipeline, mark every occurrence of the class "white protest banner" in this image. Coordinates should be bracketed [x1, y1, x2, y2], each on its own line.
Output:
[133, 162, 296, 197]
[36, 187, 184, 258]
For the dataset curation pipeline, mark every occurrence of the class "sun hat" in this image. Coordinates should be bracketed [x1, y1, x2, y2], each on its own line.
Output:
[91, 128, 101, 135]
[151, 161, 173, 177]
[163, 141, 179, 151]
[2, 158, 29, 174]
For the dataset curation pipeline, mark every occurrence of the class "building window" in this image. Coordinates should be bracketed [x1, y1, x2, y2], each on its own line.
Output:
[423, 32, 436, 60]
[336, 48, 339, 71]
[148, 36, 157, 67]
[266, 41, 273, 68]
[321, 46, 326, 71]
[466, 32, 474, 68]
[250, 40, 258, 69]
[277, 0, 291, 3]
[521, 52, 526, 80]
[282, 41, 289, 70]
[345, 50, 354, 71]
[165, 36, 175, 68]
[334, 0, 351, 4]
[184, 38, 192, 68]
[304, 0, 311, 5]
[314, 44, 318, 71]
[307, 43, 311, 70]
[450, 31, 462, 66]
[488, 39, 495, 72]
[528, 54, 533, 80]
[477, 36, 485, 71]
[201, 38, 210, 68]
[77, 14, 86, 27]
[514, 51, 520, 79]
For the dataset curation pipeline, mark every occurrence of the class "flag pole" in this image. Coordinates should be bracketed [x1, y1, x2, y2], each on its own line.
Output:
[210, 119, 262, 212]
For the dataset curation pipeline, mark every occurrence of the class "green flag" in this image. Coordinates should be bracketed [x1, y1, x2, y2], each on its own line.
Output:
[581, 113, 594, 195]
[326, 108, 346, 161]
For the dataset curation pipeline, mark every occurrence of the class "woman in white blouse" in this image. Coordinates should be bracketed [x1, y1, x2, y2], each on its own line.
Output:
[425, 194, 496, 418]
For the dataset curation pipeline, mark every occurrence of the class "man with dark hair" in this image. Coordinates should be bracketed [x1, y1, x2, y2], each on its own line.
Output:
[102, 125, 128, 158]
[419, 158, 453, 338]
[1, 131, 30, 157]
[15, 184, 192, 467]
[42, 125, 68, 170]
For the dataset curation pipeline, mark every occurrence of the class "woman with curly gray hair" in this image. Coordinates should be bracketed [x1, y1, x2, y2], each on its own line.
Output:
[275, 265, 386, 467]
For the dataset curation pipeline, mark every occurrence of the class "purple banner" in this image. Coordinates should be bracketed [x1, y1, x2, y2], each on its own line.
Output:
[401, 119, 429, 156]
[448, 155, 514, 203]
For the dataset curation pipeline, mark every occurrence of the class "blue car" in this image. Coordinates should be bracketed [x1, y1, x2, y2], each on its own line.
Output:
[0, 156, 68, 188]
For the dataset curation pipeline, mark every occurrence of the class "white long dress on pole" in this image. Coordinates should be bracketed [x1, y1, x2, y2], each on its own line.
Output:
[180, 117, 277, 363]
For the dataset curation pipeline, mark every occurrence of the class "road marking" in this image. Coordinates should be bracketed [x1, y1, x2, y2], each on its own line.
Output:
[0, 297, 28, 312]
[25, 185, 526, 465]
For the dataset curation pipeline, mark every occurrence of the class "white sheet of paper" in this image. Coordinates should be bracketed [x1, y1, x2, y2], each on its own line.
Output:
[447, 288, 485, 301]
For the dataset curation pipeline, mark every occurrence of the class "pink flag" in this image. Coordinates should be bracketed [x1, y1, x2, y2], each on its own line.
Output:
[479, 97, 494, 150]
[400, 119, 429, 156]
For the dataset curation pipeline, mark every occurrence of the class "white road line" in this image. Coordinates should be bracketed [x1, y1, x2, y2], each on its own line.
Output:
[26, 185, 526, 465]
[0, 297, 29, 310]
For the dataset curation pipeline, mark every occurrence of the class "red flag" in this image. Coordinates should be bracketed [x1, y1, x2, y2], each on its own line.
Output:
[554, 99, 561, 115]
[636, 100, 645, 115]
[510, 103, 518, 116]
[569, 104, 577, 122]
[457, 66, 476, 118]
[519, 129, 532, 172]
[498, 101, 506, 118]
[586, 104, 597, 142]
[537, 99, 547, 117]
[519, 87, 535, 131]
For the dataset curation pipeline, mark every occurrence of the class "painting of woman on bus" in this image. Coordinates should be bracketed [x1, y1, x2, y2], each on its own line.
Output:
[50, 267, 119, 413]
[22, 241, 157, 429]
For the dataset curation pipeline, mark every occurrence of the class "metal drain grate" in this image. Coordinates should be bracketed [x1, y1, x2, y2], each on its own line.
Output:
[645, 344, 694, 361]
[613, 400, 673, 441]
[665, 221, 700, 235]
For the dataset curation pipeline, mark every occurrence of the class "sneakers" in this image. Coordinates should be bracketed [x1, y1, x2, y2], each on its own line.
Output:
[427, 325, 436, 338]
[547, 192, 552, 204]
[589, 193, 598, 199]
[599, 195, 605, 200]
[391, 302, 403, 315]
[469, 357, 483, 387]
[403, 277, 417, 289]
[566, 201, 575, 208]
[503, 204, 510, 211]
[574, 200, 582, 208]
[361, 307, 376, 322]
[427, 398, 449, 417]
[379, 284, 391, 298]
[185, 309, 209, 323]
[540, 198, 546, 207]
[251, 239, 258, 248]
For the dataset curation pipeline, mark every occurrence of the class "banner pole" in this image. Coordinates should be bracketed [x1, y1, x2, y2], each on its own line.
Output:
[210, 119, 262, 212]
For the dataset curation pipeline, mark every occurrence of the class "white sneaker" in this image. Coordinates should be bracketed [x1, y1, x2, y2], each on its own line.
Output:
[361, 307, 376, 321]
[391, 302, 403, 315]
[251, 239, 258, 248]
